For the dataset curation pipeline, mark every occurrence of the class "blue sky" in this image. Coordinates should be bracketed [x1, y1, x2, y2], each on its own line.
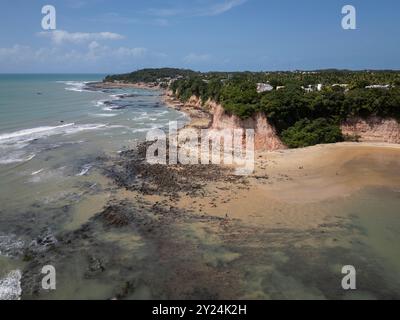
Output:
[0, 0, 399, 73]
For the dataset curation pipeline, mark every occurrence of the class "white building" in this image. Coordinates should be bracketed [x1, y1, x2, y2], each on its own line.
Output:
[302, 85, 315, 93]
[365, 85, 390, 89]
[257, 83, 274, 93]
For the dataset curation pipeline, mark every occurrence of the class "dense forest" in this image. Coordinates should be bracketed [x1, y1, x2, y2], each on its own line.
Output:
[104, 68, 197, 85]
[104, 68, 400, 148]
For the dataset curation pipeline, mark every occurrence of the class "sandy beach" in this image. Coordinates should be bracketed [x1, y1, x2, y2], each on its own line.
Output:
[97, 82, 400, 231]
[100, 133, 400, 299]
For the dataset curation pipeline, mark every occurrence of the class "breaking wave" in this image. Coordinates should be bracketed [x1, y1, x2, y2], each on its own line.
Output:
[58, 81, 91, 93]
[0, 123, 109, 165]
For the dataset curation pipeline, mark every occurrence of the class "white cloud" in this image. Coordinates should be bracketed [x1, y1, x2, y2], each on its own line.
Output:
[0, 43, 166, 73]
[114, 47, 148, 58]
[203, 0, 247, 16]
[147, 0, 247, 18]
[92, 0, 246, 27]
[37, 30, 124, 45]
[0, 45, 36, 64]
[0, 44, 29, 56]
[88, 41, 100, 51]
[183, 53, 211, 64]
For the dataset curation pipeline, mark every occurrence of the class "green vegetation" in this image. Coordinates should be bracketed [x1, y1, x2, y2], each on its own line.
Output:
[220, 79, 259, 118]
[104, 68, 400, 148]
[281, 119, 344, 148]
[104, 68, 197, 85]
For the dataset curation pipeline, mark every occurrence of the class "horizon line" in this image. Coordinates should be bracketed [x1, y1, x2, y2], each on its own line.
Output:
[2, 68, 400, 75]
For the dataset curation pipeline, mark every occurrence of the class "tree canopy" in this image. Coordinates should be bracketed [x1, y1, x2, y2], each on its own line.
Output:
[104, 68, 400, 148]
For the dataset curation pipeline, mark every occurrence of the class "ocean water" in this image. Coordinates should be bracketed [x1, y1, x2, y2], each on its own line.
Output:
[0, 74, 186, 164]
[0, 74, 187, 299]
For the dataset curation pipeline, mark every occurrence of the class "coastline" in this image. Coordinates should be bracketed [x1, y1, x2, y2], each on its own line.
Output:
[161, 89, 213, 129]
[92, 81, 400, 155]
[88, 81, 213, 130]
[91, 80, 400, 223]
[13, 79, 400, 299]
[88, 81, 162, 90]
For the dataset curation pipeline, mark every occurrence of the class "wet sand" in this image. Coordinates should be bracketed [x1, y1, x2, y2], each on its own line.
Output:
[115, 141, 400, 235]
[184, 143, 400, 229]
[82, 140, 399, 300]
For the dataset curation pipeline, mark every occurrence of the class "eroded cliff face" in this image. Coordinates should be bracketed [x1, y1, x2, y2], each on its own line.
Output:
[207, 102, 286, 151]
[177, 95, 400, 150]
[185, 95, 204, 109]
[341, 117, 400, 144]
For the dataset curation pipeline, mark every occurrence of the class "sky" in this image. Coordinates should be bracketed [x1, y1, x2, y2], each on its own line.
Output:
[0, 0, 399, 73]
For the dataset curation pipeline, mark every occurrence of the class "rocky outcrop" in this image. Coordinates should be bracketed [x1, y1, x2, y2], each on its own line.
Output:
[170, 96, 285, 151]
[341, 117, 400, 144]
[208, 103, 286, 151]
[185, 95, 203, 109]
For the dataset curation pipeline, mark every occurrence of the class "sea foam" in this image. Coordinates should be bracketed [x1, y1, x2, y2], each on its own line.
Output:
[0, 123, 108, 144]
[0, 234, 25, 257]
[76, 163, 93, 176]
[58, 81, 91, 93]
[0, 123, 109, 165]
[0, 270, 22, 300]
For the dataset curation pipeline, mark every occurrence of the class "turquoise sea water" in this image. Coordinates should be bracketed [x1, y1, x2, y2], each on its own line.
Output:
[0, 74, 105, 134]
[0, 74, 186, 299]
[0, 74, 186, 165]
